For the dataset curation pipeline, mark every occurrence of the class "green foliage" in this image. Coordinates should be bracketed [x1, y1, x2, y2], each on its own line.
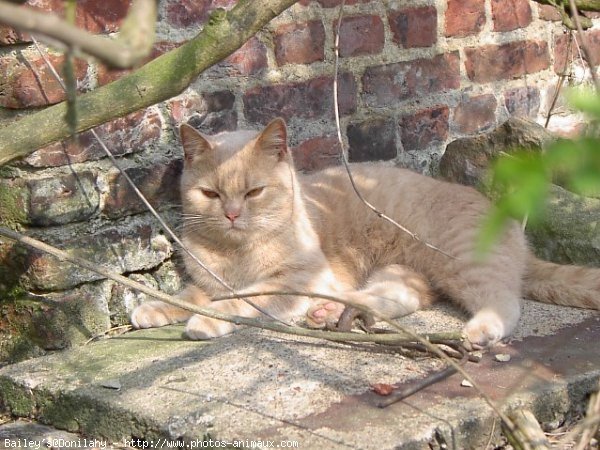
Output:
[478, 88, 600, 254]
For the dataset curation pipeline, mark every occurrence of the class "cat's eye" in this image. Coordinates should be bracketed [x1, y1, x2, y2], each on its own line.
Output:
[201, 189, 220, 199]
[245, 187, 265, 199]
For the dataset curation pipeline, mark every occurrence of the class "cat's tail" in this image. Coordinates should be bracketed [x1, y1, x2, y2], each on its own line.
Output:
[524, 255, 600, 309]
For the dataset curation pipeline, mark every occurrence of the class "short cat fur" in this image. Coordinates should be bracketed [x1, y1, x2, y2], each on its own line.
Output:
[131, 119, 600, 347]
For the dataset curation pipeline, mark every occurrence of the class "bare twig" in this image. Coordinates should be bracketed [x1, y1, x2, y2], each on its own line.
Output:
[568, 0, 600, 91]
[0, 225, 458, 346]
[0, 0, 157, 69]
[331, 1, 456, 260]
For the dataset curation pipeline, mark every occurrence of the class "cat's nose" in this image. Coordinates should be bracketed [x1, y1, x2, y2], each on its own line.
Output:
[225, 211, 240, 222]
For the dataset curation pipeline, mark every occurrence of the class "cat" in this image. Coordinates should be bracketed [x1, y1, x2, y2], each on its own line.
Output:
[131, 118, 600, 348]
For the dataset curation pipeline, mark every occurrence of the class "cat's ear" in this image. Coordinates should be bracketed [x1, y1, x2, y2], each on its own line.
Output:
[255, 118, 289, 162]
[180, 123, 212, 165]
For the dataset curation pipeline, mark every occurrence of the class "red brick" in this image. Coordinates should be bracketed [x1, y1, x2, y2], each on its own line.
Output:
[0, 26, 29, 46]
[583, 29, 600, 66]
[537, 4, 561, 21]
[388, 6, 437, 49]
[212, 37, 268, 76]
[553, 33, 573, 74]
[274, 21, 325, 66]
[453, 94, 497, 134]
[338, 15, 384, 57]
[362, 53, 460, 107]
[491, 0, 532, 32]
[75, 0, 130, 34]
[103, 160, 183, 219]
[465, 41, 550, 83]
[399, 106, 449, 151]
[445, 0, 485, 37]
[0, 53, 88, 108]
[504, 86, 540, 118]
[312, 0, 370, 7]
[347, 118, 397, 162]
[292, 137, 341, 172]
[170, 90, 236, 133]
[166, 0, 236, 28]
[243, 73, 357, 124]
[25, 108, 162, 167]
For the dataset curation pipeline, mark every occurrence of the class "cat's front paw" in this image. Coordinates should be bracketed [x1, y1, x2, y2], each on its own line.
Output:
[306, 302, 345, 328]
[131, 301, 192, 329]
[463, 311, 509, 349]
[185, 314, 236, 340]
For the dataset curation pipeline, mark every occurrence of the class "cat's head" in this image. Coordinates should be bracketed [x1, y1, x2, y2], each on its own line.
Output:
[179, 118, 295, 242]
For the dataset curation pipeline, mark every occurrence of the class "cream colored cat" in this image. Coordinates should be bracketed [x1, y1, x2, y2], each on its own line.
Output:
[131, 119, 600, 348]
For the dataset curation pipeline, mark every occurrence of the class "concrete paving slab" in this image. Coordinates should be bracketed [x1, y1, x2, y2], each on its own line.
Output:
[0, 301, 599, 449]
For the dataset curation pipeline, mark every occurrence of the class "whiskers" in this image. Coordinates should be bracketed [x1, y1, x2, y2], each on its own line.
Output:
[179, 211, 286, 236]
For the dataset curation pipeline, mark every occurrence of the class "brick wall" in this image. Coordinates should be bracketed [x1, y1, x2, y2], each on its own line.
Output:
[0, 0, 598, 352]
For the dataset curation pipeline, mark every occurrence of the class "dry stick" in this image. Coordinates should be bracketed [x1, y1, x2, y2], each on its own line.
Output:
[0, 225, 458, 346]
[569, 0, 600, 91]
[330, 1, 515, 432]
[545, 32, 572, 129]
[331, 4, 456, 261]
[30, 38, 289, 327]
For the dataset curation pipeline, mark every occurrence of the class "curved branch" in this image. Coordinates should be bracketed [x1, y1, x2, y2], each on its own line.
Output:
[0, 0, 157, 68]
[0, 0, 299, 167]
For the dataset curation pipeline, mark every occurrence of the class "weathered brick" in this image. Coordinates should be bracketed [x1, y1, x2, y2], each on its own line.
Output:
[399, 106, 449, 151]
[25, 108, 162, 167]
[362, 53, 460, 107]
[347, 118, 397, 162]
[445, 0, 485, 37]
[103, 159, 183, 219]
[538, 4, 561, 21]
[170, 90, 236, 133]
[75, 0, 130, 34]
[209, 37, 268, 77]
[0, 53, 88, 108]
[553, 29, 600, 73]
[338, 15, 385, 57]
[24, 221, 173, 291]
[388, 6, 437, 49]
[491, 0, 532, 32]
[243, 73, 357, 124]
[453, 94, 497, 134]
[0, 178, 29, 227]
[504, 86, 540, 118]
[292, 137, 341, 172]
[274, 21, 325, 66]
[309, 0, 370, 7]
[166, 0, 236, 28]
[465, 41, 550, 83]
[0, 26, 29, 46]
[27, 171, 99, 226]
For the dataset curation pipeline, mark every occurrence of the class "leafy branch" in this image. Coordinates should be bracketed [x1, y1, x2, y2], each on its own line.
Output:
[0, 0, 300, 167]
[0, 0, 157, 68]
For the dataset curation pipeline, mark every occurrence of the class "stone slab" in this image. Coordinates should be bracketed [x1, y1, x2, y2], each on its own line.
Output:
[0, 301, 598, 449]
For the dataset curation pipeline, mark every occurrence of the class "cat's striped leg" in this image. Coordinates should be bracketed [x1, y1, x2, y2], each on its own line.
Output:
[306, 264, 433, 327]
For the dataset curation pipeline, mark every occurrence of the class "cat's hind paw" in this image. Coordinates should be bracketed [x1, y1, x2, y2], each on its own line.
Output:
[185, 314, 236, 340]
[306, 302, 345, 328]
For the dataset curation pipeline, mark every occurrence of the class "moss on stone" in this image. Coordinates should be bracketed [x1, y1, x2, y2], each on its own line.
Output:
[0, 181, 28, 229]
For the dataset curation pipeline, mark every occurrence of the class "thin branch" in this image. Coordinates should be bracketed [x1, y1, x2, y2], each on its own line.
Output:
[331, 2, 457, 260]
[0, 0, 157, 69]
[0, 225, 458, 346]
[30, 39, 290, 327]
[569, 0, 600, 91]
